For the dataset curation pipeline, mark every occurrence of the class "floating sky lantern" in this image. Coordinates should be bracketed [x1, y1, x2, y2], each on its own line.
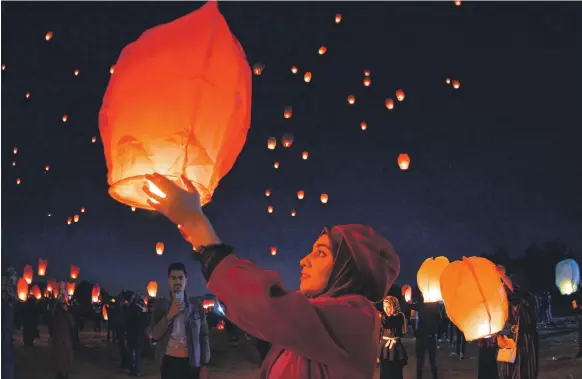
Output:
[283, 107, 292, 119]
[455, 0, 462, 6]
[417, 256, 450, 303]
[62, 114, 68, 122]
[25, 92, 30, 99]
[452, 80, 461, 89]
[395, 89, 405, 102]
[304, 72, 312, 83]
[1, 64, 6, 71]
[147, 281, 158, 297]
[92, 284, 101, 303]
[109, 65, 115, 74]
[131, 207, 136, 212]
[267, 137, 277, 150]
[347, 95, 356, 104]
[13, 147, 18, 155]
[67, 217, 72, 225]
[23, 265, 33, 284]
[44, 165, 51, 172]
[318, 46, 327, 55]
[282, 133, 294, 148]
[45, 32, 53, 41]
[446, 77, 451, 84]
[17, 278, 28, 301]
[385, 98, 394, 110]
[265, 189, 271, 197]
[363, 77, 371, 87]
[74, 69, 80, 76]
[99, 2, 251, 211]
[402, 284, 412, 302]
[398, 154, 411, 171]
[47, 279, 57, 294]
[252, 62, 265, 76]
[297, 190, 305, 200]
[291, 66, 298, 74]
[320, 193, 329, 204]
[31, 285, 42, 300]
[555, 259, 580, 295]
[440, 256, 509, 341]
[67, 282, 76, 296]
[273, 161, 279, 169]
[91, 136, 97, 143]
[302, 151, 309, 160]
[291, 209, 296, 217]
[360, 121, 368, 131]
[38, 258, 47, 276]
[335, 14, 342, 24]
[12, 162, 16, 167]
[156, 242, 165, 256]
[270, 247, 277, 256]
[267, 205, 274, 214]
[73, 214, 80, 223]
[70, 265, 80, 279]
[16, 178, 21, 185]
[81, 207, 86, 213]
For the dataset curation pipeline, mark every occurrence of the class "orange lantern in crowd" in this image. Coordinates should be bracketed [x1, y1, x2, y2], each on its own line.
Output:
[302, 151, 309, 160]
[17, 278, 28, 301]
[70, 265, 80, 279]
[402, 284, 412, 302]
[282, 133, 294, 148]
[23, 264, 33, 284]
[397, 154, 411, 171]
[147, 281, 158, 297]
[417, 256, 450, 303]
[347, 95, 356, 104]
[92, 284, 101, 303]
[46, 279, 56, 294]
[265, 189, 271, 197]
[297, 190, 305, 200]
[203, 299, 215, 309]
[156, 242, 165, 255]
[99, 2, 252, 210]
[304, 72, 312, 83]
[318, 46, 327, 55]
[385, 98, 394, 110]
[440, 256, 509, 341]
[217, 320, 225, 330]
[267, 137, 277, 150]
[320, 193, 329, 204]
[395, 89, 405, 102]
[283, 107, 292, 119]
[31, 285, 42, 300]
[270, 246, 277, 256]
[102, 305, 109, 321]
[252, 62, 264, 76]
[38, 258, 47, 276]
[66, 282, 76, 296]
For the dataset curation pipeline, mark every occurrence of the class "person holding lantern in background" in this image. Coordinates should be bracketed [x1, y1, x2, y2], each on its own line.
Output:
[408, 293, 441, 379]
[50, 293, 76, 379]
[379, 295, 408, 379]
[142, 173, 400, 378]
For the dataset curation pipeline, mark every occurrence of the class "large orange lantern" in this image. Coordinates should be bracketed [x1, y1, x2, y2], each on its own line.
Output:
[67, 282, 76, 296]
[46, 278, 57, 294]
[282, 133, 294, 148]
[156, 242, 165, 255]
[267, 137, 277, 150]
[417, 256, 449, 303]
[17, 278, 28, 301]
[23, 265, 33, 284]
[397, 154, 411, 171]
[440, 256, 509, 341]
[99, 2, 252, 210]
[147, 281, 158, 297]
[92, 284, 101, 303]
[31, 285, 42, 300]
[70, 265, 80, 279]
[402, 284, 412, 302]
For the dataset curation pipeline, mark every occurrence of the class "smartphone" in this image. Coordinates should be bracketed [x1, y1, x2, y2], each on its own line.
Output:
[175, 291, 184, 302]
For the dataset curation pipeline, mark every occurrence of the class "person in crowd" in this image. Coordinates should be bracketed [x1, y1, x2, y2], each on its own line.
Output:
[1, 267, 18, 379]
[125, 292, 150, 377]
[477, 333, 499, 379]
[409, 295, 441, 379]
[438, 303, 451, 346]
[107, 301, 118, 344]
[93, 302, 103, 335]
[150, 262, 210, 379]
[452, 324, 466, 360]
[116, 292, 131, 369]
[22, 296, 40, 346]
[143, 173, 400, 379]
[544, 292, 553, 325]
[497, 273, 539, 379]
[69, 300, 81, 350]
[51, 295, 75, 379]
[379, 296, 408, 379]
[573, 290, 582, 358]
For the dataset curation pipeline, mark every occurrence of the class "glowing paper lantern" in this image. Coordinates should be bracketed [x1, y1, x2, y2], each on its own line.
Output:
[446, 77, 451, 84]
[92, 284, 101, 303]
[203, 299, 215, 308]
[302, 151, 309, 160]
[267, 137, 277, 150]
[417, 256, 450, 303]
[291, 66, 298, 74]
[402, 284, 412, 302]
[360, 121, 368, 131]
[45, 32, 53, 41]
[452, 80, 461, 89]
[99, 2, 252, 210]
[455, 0, 462, 6]
[273, 161, 279, 169]
[1, 64, 5, 71]
[555, 259, 580, 295]
[267, 205, 274, 214]
[67, 282, 76, 296]
[440, 256, 509, 341]
[91, 136, 97, 143]
[335, 14, 342, 24]
[23, 264, 33, 284]
[74, 69, 80, 76]
[252, 62, 265, 76]
[62, 114, 68, 122]
[70, 265, 80, 279]
[16, 178, 21, 185]
[363, 78, 371, 87]
[395, 89, 405, 102]
[297, 190, 305, 200]
[25, 92, 30, 99]
[265, 189, 271, 197]
[284, 107, 292, 119]
[398, 154, 411, 171]
[291, 209, 296, 217]
[45, 165, 51, 172]
[17, 278, 28, 301]
[217, 320, 225, 330]
[385, 98, 394, 110]
[156, 242, 165, 256]
[31, 285, 42, 300]
[46, 279, 56, 294]
[304, 72, 312, 83]
[67, 217, 72, 225]
[270, 247, 277, 256]
[147, 281, 158, 297]
[81, 207, 86, 213]
[282, 133, 294, 148]
[102, 305, 109, 320]
[347, 95, 356, 104]
[320, 193, 329, 204]
[318, 46, 327, 55]
[38, 258, 47, 276]
[73, 214, 80, 223]
[364, 70, 371, 77]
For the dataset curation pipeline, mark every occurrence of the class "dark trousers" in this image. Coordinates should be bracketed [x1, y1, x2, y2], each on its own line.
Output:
[256, 338, 272, 365]
[128, 345, 141, 375]
[380, 360, 404, 379]
[117, 331, 128, 367]
[161, 355, 200, 379]
[577, 320, 582, 355]
[455, 327, 466, 355]
[416, 335, 438, 379]
[107, 325, 117, 344]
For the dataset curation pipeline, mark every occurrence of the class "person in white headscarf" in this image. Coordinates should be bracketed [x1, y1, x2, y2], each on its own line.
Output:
[379, 295, 408, 379]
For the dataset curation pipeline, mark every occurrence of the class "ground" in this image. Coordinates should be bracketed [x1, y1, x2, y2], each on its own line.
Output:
[13, 321, 582, 379]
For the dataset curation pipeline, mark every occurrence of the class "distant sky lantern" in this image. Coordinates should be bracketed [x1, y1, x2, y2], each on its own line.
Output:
[62, 114, 68, 122]
[67, 217, 72, 225]
[283, 107, 292, 119]
[14, 147, 18, 154]
[364, 70, 371, 77]
[267, 137, 277, 150]
[23, 265, 33, 284]
[73, 214, 80, 223]
[252, 62, 265, 76]
[360, 121, 368, 131]
[16, 178, 21, 185]
[363, 77, 371, 87]
[17, 278, 28, 301]
[91, 136, 97, 143]
[32, 285, 42, 300]
[67, 282, 76, 296]
[270, 247, 277, 256]
[446, 77, 451, 84]
[273, 161, 279, 169]
[282, 133, 294, 148]
[452, 80, 461, 89]
[38, 258, 47, 276]
[395, 89, 405, 102]
[302, 151, 309, 160]
[297, 190, 305, 200]
[74, 69, 80, 76]
[440, 256, 509, 341]
[335, 13, 342, 24]
[417, 256, 450, 303]
[109, 65, 115, 74]
[265, 189, 271, 197]
[25, 92, 30, 99]
[555, 259, 580, 295]
[318, 46, 327, 55]
[291, 209, 296, 217]
[131, 207, 136, 212]
[291, 66, 298, 74]
[385, 98, 394, 110]
[347, 95, 356, 104]
[402, 284, 412, 302]
[156, 242, 165, 256]
[320, 193, 329, 204]
[267, 205, 274, 214]
[146, 281, 158, 297]
[45, 32, 53, 41]
[397, 153, 411, 171]
[91, 284, 101, 303]
[99, 2, 251, 211]
[81, 207, 86, 213]
[2, 64, 6, 71]
[455, 0, 462, 6]
[12, 162, 16, 167]
[304, 72, 312, 83]
[45, 164, 51, 172]
[70, 265, 80, 279]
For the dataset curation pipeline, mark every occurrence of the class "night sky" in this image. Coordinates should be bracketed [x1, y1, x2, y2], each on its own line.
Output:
[2, 1, 581, 295]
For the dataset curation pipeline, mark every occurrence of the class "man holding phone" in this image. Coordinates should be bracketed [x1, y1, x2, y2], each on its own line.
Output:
[150, 263, 210, 379]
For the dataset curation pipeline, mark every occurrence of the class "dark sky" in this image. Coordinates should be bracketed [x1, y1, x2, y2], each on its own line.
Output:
[2, 1, 581, 295]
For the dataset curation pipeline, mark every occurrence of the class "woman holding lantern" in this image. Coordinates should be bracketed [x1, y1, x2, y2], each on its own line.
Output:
[142, 173, 401, 379]
[379, 296, 408, 379]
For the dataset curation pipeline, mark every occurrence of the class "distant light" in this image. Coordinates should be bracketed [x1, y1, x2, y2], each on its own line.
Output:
[74, 69, 80, 76]
[45, 32, 53, 41]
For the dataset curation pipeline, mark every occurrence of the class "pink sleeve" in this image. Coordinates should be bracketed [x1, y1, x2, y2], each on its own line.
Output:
[207, 254, 377, 368]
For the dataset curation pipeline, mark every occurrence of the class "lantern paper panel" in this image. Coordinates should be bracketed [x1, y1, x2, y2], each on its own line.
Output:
[440, 256, 509, 341]
[92, 284, 101, 303]
[23, 264, 34, 284]
[31, 285, 42, 300]
[555, 259, 580, 295]
[402, 284, 412, 302]
[67, 282, 76, 296]
[147, 281, 158, 297]
[417, 256, 449, 303]
[70, 265, 80, 279]
[17, 278, 29, 301]
[99, 1, 252, 210]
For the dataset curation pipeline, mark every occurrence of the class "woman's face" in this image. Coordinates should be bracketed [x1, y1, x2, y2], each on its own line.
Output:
[299, 234, 334, 297]
[384, 303, 394, 316]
